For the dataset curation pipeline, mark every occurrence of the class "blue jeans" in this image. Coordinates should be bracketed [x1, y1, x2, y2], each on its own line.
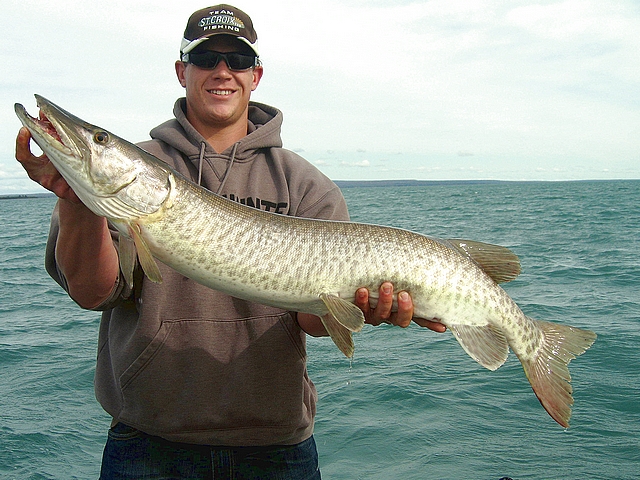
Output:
[100, 423, 321, 479]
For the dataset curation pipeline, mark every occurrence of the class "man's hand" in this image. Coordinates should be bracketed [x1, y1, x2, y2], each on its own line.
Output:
[355, 282, 447, 333]
[15, 127, 80, 202]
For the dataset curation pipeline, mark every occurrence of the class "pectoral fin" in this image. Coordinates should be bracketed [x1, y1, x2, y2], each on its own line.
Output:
[128, 224, 162, 284]
[321, 314, 355, 358]
[449, 324, 509, 371]
[319, 293, 365, 332]
[118, 235, 137, 289]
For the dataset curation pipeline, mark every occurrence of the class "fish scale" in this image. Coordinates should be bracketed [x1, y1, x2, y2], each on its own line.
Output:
[15, 94, 596, 428]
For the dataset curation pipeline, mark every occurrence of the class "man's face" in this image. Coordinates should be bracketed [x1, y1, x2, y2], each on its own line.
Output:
[176, 35, 263, 135]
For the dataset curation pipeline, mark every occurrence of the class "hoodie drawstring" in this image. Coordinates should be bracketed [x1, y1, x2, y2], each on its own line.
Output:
[197, 142, 206, 186]
[196, 141, 240, 195]
[216, 142, 239, 195]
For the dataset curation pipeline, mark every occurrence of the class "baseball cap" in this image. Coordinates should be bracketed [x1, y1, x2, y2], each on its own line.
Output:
[180, 5, 259, 57]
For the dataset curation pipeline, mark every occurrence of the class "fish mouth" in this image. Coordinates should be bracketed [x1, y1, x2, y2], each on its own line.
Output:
[15, 104, 68, 155]
[33, 109, 62, 141]
[15, 95, 86, 161]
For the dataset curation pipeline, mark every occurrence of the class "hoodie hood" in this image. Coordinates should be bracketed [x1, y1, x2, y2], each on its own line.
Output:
[146, 98, 285, 193]
[136, 96, 347, 221]
[150, 98, 284, 160]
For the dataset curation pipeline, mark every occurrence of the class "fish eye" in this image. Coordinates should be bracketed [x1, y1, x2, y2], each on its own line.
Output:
[94, 131, 110, 144]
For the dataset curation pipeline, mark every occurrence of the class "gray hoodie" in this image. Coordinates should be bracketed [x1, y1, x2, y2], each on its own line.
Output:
[45, 99, 349, 446]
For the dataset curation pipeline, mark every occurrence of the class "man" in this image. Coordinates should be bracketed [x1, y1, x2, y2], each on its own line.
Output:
[16, 5, 445, 478]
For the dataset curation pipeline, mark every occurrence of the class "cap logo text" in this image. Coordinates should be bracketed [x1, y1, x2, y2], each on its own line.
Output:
[199, 11, 245, 33]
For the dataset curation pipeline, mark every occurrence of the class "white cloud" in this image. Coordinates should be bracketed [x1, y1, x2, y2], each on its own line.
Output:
[340, 159, 371, 168]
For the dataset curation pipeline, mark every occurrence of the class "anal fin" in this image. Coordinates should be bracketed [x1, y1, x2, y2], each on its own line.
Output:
[450, 324, 509, 371]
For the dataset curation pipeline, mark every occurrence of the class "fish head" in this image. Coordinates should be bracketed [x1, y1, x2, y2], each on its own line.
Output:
[15, 95, 172, 220]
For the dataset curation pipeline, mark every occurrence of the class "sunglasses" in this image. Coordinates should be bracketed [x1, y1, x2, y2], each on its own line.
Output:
[182, 51, 259, 71]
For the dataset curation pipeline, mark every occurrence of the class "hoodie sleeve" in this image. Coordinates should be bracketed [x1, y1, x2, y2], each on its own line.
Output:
[296, 184, 349, 221]
[276, 151, 350, 222]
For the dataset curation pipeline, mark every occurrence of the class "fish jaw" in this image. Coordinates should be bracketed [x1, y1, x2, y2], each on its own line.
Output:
[15, 98, 86, 186]
[15, 95, 132, 202]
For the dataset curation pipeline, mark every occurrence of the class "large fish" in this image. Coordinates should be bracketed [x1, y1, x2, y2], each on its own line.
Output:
[15, 95, 596, 427]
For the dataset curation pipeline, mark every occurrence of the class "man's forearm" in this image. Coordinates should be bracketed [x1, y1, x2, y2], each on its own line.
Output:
[55, 199, 120, 309]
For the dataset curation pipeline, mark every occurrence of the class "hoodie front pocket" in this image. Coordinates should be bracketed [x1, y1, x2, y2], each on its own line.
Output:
[115, 316, 312, 440]
[119, 321, 175, 391]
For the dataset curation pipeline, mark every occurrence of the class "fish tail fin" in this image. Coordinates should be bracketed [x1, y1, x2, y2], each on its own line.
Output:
[521, 319, 596, 427]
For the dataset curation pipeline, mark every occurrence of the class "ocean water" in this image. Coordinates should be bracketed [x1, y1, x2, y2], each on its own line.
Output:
[0, 180, 638, 479]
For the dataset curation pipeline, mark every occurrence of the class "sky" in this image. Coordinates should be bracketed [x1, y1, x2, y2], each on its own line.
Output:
[2, 0, 639, 194]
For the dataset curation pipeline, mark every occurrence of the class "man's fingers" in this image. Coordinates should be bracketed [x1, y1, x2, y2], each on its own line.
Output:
[374, 283, 394, 321]
[356, 283, 446, 333]
[15, 127, 33, 162]
[15, 128, 80, 203]
[393, 291, 413, 328]
[15, 127, 48, 171]
[413, 317, 447, 333]
[16, 127, 50, 174]
[355, 288, 370, 316]
[360, 283, 408, 327]
[357, 287, 385, 326]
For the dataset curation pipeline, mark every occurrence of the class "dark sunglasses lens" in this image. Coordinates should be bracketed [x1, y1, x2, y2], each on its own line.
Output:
[225, 53, 256, 70]
[188, 52, 255, 70]
[188, 52, 219, 68]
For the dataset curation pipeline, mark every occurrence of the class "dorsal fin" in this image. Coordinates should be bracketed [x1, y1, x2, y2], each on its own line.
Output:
[443, 238, 521, 283]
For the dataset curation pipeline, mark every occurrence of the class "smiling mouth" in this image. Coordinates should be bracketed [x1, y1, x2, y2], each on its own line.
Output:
[207, 89, 234, 96]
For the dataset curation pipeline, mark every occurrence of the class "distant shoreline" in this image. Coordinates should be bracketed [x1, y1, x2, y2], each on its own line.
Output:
[334, 179, 507, 188]
[333, 178, 634, 188]
[1, 178, 636, 198]
[0, 193, 56, 200]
